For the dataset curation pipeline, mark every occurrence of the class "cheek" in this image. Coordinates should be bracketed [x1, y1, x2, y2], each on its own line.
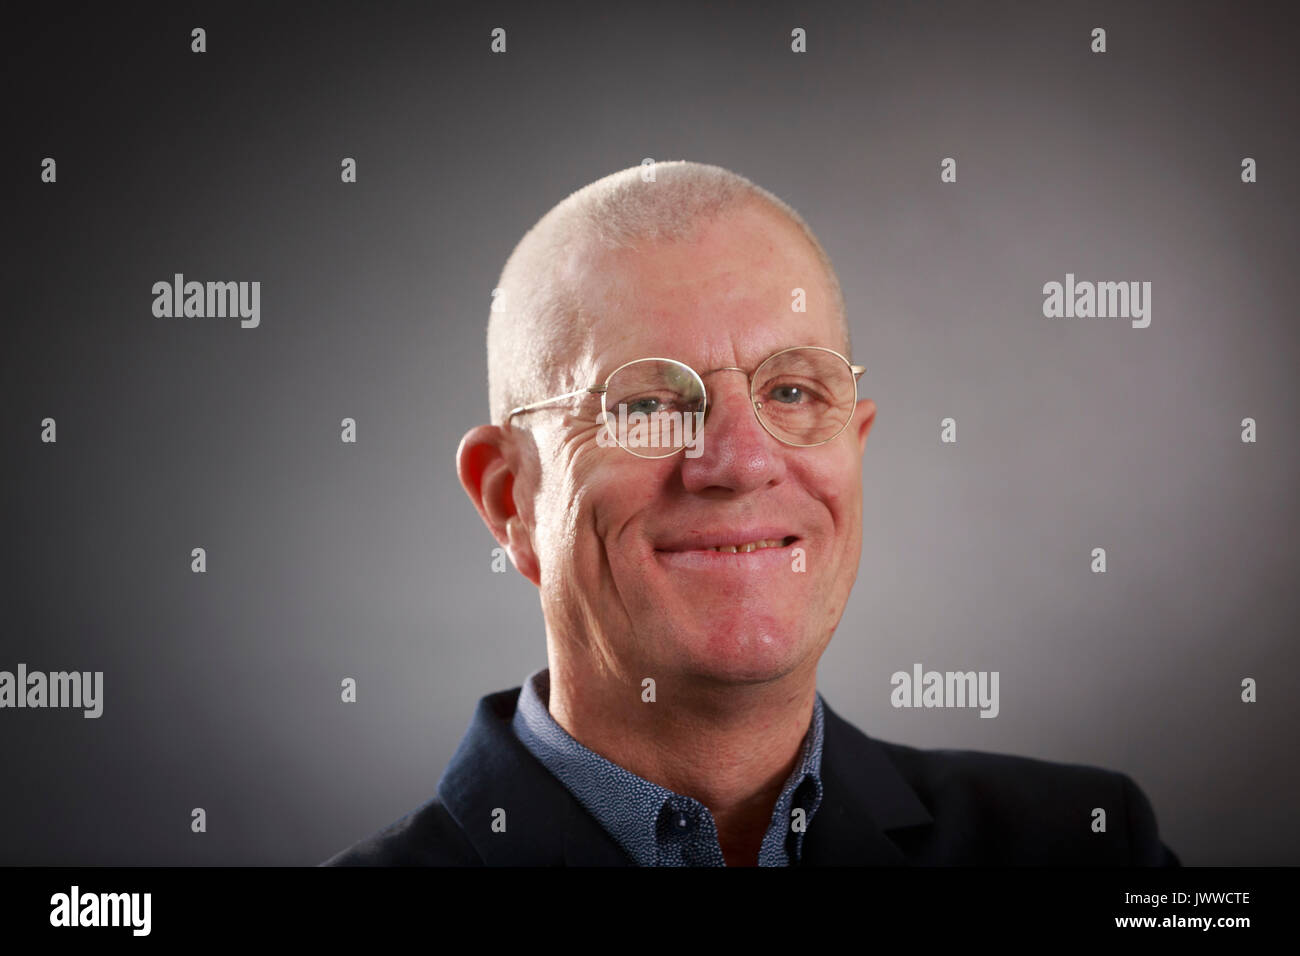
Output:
[586, 477, 663, 562]
[530, 444, 593, 565]
[541, 449, 662, 570]
[800, 451, 863, 532]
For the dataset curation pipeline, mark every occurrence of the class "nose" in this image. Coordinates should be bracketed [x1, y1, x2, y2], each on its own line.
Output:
[679, 370, 786, 495]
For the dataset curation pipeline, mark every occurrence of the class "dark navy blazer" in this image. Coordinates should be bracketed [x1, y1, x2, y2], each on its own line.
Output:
[323, 687, 1180, 866]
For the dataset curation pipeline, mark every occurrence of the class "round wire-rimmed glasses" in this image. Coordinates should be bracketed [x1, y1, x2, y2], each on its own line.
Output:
[506, 345, 866, 459]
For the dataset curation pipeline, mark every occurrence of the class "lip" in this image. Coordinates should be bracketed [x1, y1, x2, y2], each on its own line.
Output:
[653, 531, 800, 571]
[655, 530, 799, 553]
[654, 542, 798, 572]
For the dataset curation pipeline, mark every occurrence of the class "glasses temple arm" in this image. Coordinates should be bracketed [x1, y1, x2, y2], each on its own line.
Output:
[506, 386, 606, 422]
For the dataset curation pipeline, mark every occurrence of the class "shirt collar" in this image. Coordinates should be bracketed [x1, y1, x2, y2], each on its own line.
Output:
[511, 666, 824, 865]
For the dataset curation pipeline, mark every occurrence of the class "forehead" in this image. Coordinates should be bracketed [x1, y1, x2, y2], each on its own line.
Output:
[562, 203, 842, 369]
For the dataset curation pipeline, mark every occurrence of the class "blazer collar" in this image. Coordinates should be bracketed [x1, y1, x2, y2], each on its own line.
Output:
[799, 698, 933, 865]
[438, 687, 932, 866]
[437, 689, 633, 865]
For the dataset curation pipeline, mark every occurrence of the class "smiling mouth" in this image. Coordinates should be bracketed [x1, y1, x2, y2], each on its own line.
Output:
[700, 536, 797, 553]
[657, 535, 799, 554]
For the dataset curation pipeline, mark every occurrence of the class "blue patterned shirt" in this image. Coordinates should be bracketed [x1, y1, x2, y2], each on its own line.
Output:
[511, 667, 824, 866]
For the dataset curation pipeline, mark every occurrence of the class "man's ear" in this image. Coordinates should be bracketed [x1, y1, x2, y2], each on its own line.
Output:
[853, 398, 876, 453]
[456, 425, 541, 586]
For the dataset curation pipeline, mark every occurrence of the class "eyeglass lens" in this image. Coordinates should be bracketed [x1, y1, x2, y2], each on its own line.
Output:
[600, 348, 856, 456]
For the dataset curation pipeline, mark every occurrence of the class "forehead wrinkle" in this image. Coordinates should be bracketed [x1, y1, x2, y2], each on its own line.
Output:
[593, 271, 840, 378]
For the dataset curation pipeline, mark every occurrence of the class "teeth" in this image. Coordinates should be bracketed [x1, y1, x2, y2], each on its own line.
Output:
[709, 538, 785, 553]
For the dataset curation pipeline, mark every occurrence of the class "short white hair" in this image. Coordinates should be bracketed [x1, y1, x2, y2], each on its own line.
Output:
[487, 161, 848, 425]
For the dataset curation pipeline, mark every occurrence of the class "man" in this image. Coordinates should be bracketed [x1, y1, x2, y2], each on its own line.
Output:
[324, 161, 1178, 866]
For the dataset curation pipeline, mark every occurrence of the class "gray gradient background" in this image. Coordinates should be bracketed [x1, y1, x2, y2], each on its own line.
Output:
[3, 0, 1297, 866]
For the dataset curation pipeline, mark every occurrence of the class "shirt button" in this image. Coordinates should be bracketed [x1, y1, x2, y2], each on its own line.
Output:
[675, 812, 692, 831]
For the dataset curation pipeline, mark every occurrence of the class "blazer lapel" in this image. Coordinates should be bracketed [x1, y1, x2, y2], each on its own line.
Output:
[801, 699, 934, 866]
[437, 689, 633, 866]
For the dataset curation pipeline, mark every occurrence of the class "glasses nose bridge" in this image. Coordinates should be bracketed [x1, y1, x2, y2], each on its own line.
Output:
[697, 365, 761, 427]
[701, 365, 750, 379]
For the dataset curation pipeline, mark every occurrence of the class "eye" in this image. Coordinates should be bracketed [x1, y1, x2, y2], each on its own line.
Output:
[625, 396, 663, 414]
[761, 377, 829, 408]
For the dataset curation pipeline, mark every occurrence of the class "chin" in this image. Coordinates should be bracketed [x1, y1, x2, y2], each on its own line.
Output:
[680, 616, 814, 685]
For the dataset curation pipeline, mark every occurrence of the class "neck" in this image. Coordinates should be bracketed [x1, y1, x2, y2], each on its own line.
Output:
[544, 642, 818, 867]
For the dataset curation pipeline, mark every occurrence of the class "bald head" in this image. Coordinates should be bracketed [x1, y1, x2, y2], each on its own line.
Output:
[487, 161, 847, 425]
